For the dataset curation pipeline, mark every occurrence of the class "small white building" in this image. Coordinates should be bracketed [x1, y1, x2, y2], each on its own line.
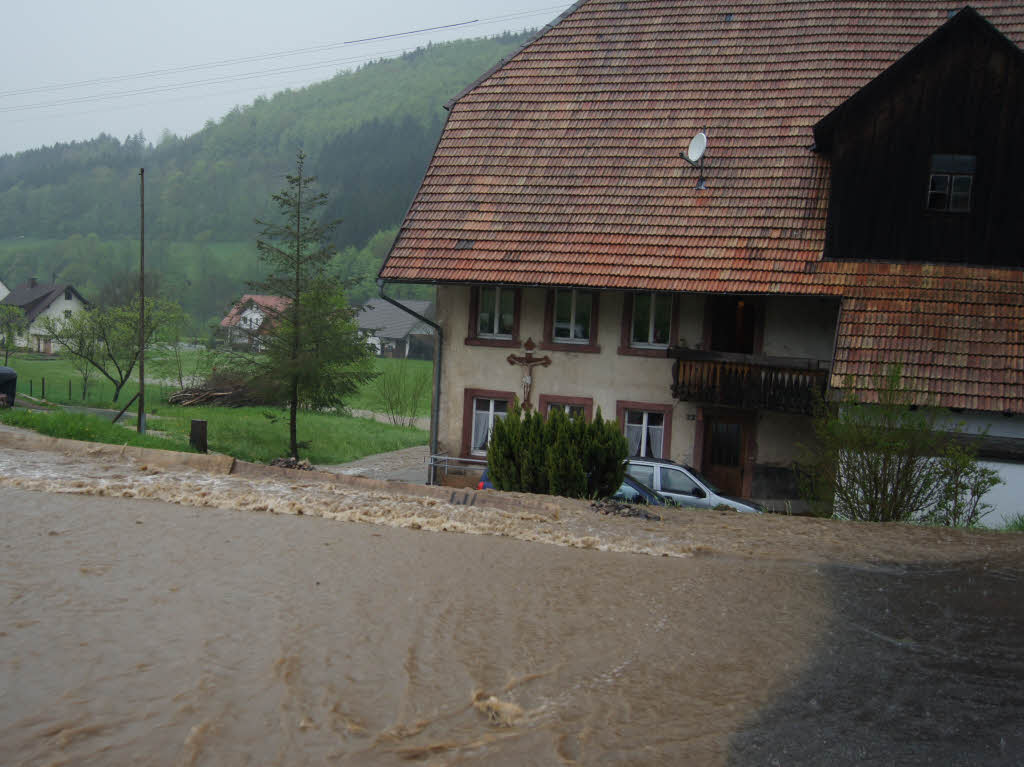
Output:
[0, 278, 9, 302]
[0, 278, 89, 353]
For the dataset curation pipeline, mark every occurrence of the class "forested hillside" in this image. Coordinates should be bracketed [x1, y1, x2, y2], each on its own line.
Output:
[0, 31, 530, 326]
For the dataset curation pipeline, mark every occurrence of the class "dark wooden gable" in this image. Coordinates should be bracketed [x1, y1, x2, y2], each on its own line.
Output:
[815, 7, 1024, 267]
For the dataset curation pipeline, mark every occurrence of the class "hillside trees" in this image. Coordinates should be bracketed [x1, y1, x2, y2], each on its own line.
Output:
[0, 33, 531, 244]
[0, 34, 533, 324]
[240, 151, 376, 459]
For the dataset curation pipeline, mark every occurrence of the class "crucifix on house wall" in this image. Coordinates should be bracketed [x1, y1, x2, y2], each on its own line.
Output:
[507, 337, 551, 411]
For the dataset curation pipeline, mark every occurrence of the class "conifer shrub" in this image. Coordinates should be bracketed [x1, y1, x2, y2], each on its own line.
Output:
[487, 401, 628, 499]
[545, 408, 587, 497]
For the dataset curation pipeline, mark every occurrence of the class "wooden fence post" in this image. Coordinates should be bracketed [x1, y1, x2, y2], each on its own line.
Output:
[190, 420, 208, 453]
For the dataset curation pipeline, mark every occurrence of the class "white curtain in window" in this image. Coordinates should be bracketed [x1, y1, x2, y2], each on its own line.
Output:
[646, 423, 664, 458]
[472, 408, 490, 451]
[626, 423, 643, 456]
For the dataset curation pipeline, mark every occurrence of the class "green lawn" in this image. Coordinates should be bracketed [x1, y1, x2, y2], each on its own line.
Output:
[7, 352, 170, 410]
[344, 357, 433, 417]
[3, 349, 431, 464]
[151, 405, 427, 464]
[5, 350, 433, 418]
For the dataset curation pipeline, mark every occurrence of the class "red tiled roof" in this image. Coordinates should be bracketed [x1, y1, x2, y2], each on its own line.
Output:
[220, 294, 291, 328]
[380, 1, 1024, 412]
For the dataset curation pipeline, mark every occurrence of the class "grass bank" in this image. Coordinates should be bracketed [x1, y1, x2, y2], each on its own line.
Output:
[0, 409, 195, 453]
[1, 404, 426, 465]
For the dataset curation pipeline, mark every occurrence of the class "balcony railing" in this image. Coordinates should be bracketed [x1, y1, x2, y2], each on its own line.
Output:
[669, 348, 830, 415]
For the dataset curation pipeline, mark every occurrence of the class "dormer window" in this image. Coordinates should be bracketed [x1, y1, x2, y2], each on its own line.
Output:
[926, 154, 974, 212]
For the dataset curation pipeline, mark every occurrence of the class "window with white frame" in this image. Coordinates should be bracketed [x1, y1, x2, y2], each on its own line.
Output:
[625, 409, 665, 458]
[476, 287, 515, 338]
[631, 292, 672, 347]
[471, 397, 509, 454]
[553, 289, 593, 343]
[926, 154, 975, 212]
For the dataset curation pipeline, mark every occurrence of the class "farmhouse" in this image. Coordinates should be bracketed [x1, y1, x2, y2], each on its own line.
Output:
[379, 1, 1024, 518]
[0, 277, 89, 353]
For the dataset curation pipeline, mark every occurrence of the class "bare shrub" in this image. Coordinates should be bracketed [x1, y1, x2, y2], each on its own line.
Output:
[375, 359, 431, 427]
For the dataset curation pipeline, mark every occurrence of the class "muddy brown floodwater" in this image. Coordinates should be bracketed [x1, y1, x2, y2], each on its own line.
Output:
[1, 446, 1023, 765]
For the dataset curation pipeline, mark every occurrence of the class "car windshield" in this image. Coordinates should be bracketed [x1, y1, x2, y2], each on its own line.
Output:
[686, 467, 722, 494]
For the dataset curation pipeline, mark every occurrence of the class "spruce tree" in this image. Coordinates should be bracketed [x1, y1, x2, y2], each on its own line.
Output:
[244, 150, 377, 458]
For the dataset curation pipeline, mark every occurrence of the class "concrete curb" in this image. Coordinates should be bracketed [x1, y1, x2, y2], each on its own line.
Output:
[0, 428, 580, 520]
[229, 459, 578, 519]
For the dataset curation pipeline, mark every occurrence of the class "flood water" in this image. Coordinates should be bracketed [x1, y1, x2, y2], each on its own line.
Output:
[2, 447, 1023, 765]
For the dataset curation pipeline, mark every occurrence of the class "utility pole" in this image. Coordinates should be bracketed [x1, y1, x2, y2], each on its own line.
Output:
[137, 168, 146, 434]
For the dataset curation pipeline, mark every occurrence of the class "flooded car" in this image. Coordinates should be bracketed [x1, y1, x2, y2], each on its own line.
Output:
[626, 458, 764, 512]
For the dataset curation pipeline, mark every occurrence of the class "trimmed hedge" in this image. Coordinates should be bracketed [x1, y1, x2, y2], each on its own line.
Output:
[487, 401, 628, 499]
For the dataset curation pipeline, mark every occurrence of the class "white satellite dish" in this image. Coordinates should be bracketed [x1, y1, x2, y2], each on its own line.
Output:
[679, 129, 708, 189]
[686, 131, 707, 164]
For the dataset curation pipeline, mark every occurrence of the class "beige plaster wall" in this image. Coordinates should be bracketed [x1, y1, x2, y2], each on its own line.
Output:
[756, 411, 817, 465]
[436, 285, 698, 464]
[435, 288, 837, 470]
[762, 296, 838, 360]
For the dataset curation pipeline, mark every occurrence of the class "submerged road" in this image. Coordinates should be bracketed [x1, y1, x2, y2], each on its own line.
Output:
[2, 484, 1023, 765]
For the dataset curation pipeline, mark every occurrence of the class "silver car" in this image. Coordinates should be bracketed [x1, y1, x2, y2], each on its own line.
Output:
[625, 458, 763, 513]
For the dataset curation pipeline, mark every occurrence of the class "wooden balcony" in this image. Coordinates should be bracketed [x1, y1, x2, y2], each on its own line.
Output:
[669, 348, 831, 415]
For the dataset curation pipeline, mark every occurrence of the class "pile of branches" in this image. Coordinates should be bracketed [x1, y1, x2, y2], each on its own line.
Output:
[590, 499, 662, 521]
[270, 457, 314, 471]
[167, 371, 276, 408]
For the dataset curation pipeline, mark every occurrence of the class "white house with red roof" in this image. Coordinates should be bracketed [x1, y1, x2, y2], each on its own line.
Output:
[379, 1, 1024, 521]
[219, 294, 291, 351]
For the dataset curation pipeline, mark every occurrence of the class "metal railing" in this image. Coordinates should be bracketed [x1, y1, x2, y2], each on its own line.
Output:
[428, 454, 488, 475]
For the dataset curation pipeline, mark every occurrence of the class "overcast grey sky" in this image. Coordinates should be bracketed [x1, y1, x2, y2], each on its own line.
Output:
[0, 1, 574, 156]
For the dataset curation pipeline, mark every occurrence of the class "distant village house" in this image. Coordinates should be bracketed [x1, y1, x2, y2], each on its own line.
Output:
[357, 298, 434, 360]
[0, 277, 89, 353]
[219, 294, 291, 351]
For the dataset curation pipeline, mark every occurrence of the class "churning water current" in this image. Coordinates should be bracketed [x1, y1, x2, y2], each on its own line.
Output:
[2, 447, 1023, 765]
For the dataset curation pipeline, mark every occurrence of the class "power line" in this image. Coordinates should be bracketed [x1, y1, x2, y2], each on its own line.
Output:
[0, 5, 569, 102]
[0, 47, 413, 114]
[0, 21, 478, 99]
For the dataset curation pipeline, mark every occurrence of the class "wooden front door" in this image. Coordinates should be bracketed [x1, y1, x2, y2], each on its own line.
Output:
[702, 413, 753, 497]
